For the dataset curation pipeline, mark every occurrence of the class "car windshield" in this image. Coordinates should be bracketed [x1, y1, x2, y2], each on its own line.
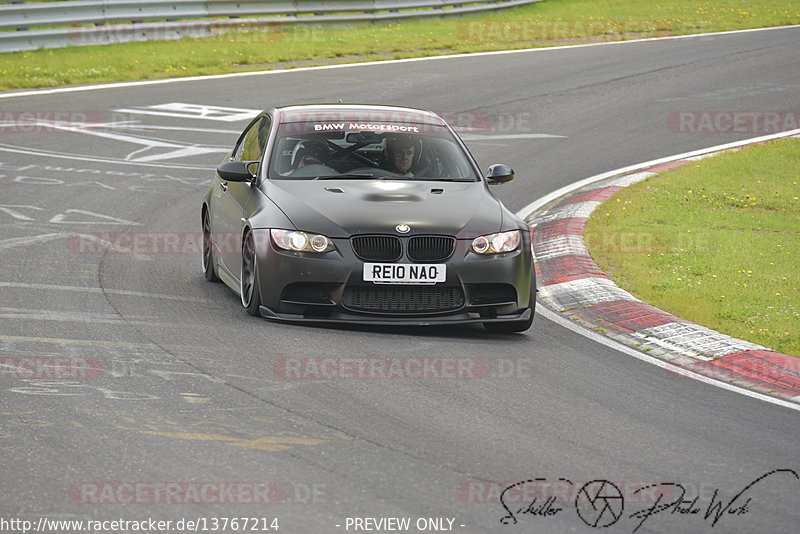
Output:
[268, 120, 479, 181]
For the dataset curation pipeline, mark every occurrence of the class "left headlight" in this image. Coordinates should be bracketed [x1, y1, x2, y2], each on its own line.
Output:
[471, 230, 521, 254]
[271, 229, 336, 253]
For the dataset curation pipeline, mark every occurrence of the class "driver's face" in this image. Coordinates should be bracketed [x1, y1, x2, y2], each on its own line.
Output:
[392, 146, 414, 172]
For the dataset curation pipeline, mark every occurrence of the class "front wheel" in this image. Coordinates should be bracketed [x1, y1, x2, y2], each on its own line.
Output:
[240, 229, 262, 316]
[202, 210, 221, 282]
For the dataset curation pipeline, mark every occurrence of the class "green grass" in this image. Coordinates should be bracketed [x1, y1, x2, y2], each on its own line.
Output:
[584, 139, 800, 357]
[2, 0, 799, 90]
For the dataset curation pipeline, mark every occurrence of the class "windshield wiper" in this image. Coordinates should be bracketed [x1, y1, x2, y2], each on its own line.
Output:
[314, 173, 378, 180]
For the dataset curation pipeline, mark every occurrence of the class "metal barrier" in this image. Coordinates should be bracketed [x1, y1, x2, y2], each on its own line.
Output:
[0, 0, 540, 52]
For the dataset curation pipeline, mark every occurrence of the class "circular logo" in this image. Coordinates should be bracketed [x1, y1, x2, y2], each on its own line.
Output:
[575, 480, 624, 528]
[395, 224, 411, 234]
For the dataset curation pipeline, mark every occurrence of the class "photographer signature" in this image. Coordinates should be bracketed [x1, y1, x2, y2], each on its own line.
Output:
[499, 469, 798, 531]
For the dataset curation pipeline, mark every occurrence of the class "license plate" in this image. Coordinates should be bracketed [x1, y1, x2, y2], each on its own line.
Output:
[363, 263, 446, 284]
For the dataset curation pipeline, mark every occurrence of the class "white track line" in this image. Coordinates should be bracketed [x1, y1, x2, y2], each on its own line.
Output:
[0, 144, 212, 170]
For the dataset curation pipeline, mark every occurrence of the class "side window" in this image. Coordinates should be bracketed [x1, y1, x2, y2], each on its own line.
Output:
[232, 116, 271, 162]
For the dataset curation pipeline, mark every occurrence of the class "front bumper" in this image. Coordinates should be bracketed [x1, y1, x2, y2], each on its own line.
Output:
[252, 229, 534, 325]
[258, 306, 532, 326]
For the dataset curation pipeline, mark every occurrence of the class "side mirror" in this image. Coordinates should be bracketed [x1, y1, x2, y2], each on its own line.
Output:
[217, 160, 259, 182]
[486, 164, 515, 184]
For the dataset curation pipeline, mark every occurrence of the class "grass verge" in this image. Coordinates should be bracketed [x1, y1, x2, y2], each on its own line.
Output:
[2, 0, 799, 90]
[584, 138, 800, 357]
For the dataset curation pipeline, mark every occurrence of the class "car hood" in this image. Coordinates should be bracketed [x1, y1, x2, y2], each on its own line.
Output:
[262, 180, 503, 238]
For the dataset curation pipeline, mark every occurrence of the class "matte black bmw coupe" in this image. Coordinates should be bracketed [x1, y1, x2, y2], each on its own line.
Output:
[202, 104, 535, 332]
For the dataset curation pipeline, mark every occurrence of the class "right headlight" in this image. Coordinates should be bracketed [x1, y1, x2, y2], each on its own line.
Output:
[470, 230, 521, 254]
[271, 229, 336, 253]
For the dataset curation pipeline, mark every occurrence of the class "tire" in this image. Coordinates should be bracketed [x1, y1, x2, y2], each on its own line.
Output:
[240, 229, 262, 316]
[484, 284, 535, 333]
[202, 209, 221, 282]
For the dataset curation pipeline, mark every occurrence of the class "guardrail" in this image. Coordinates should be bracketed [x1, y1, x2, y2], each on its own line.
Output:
[0, 0, 540, 52]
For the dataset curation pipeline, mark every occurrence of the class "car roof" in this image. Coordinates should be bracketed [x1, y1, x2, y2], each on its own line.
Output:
[273, 104, 447, 126]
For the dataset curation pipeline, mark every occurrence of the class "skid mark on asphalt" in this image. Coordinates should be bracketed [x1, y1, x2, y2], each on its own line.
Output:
[0, 334, 150, 348]
[0, 206, 139, 225]
[1, 405, 350, 452]
[0, 411, 53, 428]
[102, 410, 351, 452]
[3, 419, 54, 429]
[0, 307, 159, 326]
[134, 431, 334, 452]
[9, 381, 159, 400]
[231, 436, 334, 452]
[1, 339, 327, 447]
[0, 282, 212, 303]
[0, 338, 270, 385]
[0, 143, 212, 170]
[0, 118, 229, 163]
[0, 336, 172, 367]
[0, 232, 70, 250]
[179, 392, 211, 404]
[0, 258, 98, 281]
[1, 337, 316, 443]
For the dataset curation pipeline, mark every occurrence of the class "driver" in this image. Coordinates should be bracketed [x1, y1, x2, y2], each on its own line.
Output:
[384, 135, 416, 177]
[292, 139, 330, 169]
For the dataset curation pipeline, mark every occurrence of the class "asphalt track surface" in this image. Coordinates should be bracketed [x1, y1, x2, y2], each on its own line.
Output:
[1, 27, 799, 533]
